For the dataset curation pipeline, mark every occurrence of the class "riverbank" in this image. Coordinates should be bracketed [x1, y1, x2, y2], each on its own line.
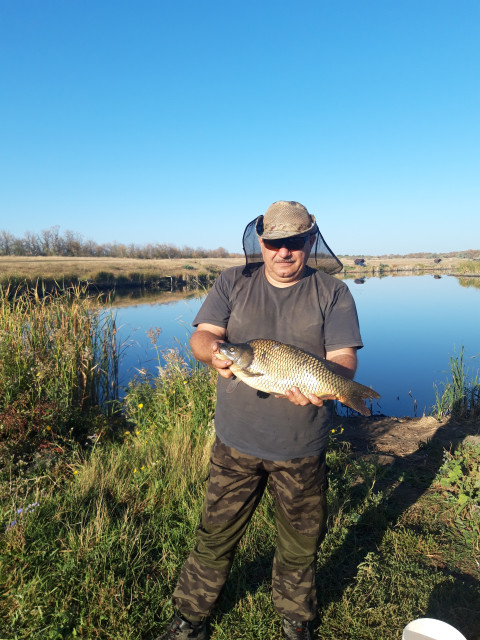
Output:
[1, 255, 479, 292]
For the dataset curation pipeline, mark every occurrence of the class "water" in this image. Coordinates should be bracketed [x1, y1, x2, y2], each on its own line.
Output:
[113, 275, 480, 417]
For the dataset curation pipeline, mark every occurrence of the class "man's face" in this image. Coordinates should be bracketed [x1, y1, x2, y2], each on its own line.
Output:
[259, 234, 315, 287]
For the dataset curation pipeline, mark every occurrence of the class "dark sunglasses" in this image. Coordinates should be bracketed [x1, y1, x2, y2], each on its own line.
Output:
[262, 235, 310, 251]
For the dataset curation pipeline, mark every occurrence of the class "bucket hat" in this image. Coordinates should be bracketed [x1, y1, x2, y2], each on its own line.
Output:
[255, 201, 318, 240]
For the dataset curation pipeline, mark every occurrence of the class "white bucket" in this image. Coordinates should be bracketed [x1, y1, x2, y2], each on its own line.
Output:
[402, 618, 467, 640]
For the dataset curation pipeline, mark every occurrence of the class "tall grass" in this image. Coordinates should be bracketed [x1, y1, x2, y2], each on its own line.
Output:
[0, 285, 118, 458]
[432, 347, 480, 420]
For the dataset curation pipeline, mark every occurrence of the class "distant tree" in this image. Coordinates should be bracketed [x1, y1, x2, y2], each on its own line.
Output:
[23, 231, 42, 256]
[211, 246, 229, 258]
[0, 230, 15, 255]
[63, 230, 82, 256]
[40, 225, 61, 255]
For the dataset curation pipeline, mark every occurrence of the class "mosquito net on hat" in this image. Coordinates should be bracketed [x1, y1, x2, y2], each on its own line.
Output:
[242, 214, 343, 276]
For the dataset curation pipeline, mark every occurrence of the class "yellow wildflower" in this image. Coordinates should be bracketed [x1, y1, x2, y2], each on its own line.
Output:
[138, 403, 143, 409]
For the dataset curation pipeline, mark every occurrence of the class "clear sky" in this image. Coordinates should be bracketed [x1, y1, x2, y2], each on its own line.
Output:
[1, 0, 479, 255]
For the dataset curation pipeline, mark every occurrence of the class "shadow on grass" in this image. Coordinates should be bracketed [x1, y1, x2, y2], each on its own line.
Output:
[314, 415, 480, 640]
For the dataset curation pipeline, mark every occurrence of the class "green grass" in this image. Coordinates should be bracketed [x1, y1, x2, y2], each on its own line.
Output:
[1, 415, 478, 639]
[432, 347, 480, 420]
[1, 297, 479, 639]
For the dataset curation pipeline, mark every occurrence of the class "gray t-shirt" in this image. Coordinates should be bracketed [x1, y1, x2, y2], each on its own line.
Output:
[193, 265, 363, 461]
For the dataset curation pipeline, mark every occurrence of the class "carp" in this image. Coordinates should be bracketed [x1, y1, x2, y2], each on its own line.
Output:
[217, 338, 380, 416]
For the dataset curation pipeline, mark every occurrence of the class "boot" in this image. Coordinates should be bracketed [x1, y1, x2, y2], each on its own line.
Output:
[282, 617, 312, 640]
[154, 614, 207, 640]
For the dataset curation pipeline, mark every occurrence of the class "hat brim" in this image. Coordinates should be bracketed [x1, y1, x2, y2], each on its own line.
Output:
[255, 215, 318, 240]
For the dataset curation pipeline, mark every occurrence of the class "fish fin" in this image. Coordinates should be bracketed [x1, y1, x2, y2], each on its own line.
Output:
[241, 370, 263, 378]
[226, 377, 241, 393]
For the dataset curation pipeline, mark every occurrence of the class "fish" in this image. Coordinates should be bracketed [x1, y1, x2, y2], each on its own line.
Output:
[216, 339, 380, 416]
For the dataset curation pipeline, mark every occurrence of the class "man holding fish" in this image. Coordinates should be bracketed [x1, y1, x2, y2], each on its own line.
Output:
[155, 201, 377, 640]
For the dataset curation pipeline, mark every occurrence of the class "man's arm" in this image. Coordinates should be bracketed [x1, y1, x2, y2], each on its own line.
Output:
[284, 347, 358, 406]
[190, 322, 233, 379]
[324, 346, 358, 380]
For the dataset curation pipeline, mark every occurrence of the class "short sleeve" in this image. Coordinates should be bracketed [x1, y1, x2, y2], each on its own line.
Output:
[323, 283, 364, 351]
[192, 270, 232, 328]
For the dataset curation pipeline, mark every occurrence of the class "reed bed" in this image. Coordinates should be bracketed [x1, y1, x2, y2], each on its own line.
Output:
[0, 285, 118, 460]
[432, 347, 480, 420]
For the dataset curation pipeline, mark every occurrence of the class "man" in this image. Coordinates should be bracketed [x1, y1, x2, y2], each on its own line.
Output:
[156, 201, 363, 640]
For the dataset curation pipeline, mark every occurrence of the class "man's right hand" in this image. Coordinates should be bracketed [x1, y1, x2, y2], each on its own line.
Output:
[190, 324, 233, 378]
[211, 341, 234, 378]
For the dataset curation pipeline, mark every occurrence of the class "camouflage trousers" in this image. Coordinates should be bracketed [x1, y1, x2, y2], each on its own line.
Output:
[173, 437, 328, 623]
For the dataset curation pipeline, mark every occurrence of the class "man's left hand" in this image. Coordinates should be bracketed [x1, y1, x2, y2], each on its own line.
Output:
[280, 387, 336, 406]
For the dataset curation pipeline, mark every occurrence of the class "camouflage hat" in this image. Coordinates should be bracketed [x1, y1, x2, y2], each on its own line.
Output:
[255, 201, 318, 240]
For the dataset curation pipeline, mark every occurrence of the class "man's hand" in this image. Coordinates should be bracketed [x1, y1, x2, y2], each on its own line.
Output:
[190, 323, 234, 379]
[280, 387, 336, 406]
[211, 341, 234, 379]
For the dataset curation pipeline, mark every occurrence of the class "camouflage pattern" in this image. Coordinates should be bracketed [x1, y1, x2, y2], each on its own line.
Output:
[281, 618, 312, 640]
[155, 614, 207, 640]
[172, 437, 328, 622]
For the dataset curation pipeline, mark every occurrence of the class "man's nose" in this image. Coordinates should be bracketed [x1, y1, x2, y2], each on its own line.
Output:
[277, 245, 292, 257]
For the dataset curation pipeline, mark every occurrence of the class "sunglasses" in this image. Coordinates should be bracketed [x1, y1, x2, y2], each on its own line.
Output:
[262, 235, 310, 251]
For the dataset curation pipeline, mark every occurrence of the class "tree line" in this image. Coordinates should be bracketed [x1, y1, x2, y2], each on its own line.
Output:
[0, 226, 239, 259]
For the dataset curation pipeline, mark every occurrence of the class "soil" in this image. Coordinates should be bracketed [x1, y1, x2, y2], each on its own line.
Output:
[334, 413, 480, 462]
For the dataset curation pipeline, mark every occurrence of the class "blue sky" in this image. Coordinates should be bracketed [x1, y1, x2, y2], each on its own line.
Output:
[1, 0, 479, 254]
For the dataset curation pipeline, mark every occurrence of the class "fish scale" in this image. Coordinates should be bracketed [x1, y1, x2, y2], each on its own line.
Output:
[217, 338, 380, 416]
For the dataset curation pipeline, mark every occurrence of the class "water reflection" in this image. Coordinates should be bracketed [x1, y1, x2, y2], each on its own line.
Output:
[113, 274, 480, 417]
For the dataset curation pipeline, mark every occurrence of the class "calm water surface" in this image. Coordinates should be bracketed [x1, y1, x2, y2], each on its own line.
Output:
[114, 275, 480, 417]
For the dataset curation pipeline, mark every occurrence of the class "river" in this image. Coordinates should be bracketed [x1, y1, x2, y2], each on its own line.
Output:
[113, 274, 480, 417]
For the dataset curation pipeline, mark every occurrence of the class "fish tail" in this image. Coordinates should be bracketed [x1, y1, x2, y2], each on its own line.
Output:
[339, 394, 372, 416]
[339, 380, 381, 416]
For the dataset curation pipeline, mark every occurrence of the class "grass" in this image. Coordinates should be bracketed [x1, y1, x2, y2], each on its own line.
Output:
[0, 292, 479, 639]
[0, 257, 234, 291]
[432, 347, 480, 420]
[1, 404, 478, 639]
[455, 260, 480, 276]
